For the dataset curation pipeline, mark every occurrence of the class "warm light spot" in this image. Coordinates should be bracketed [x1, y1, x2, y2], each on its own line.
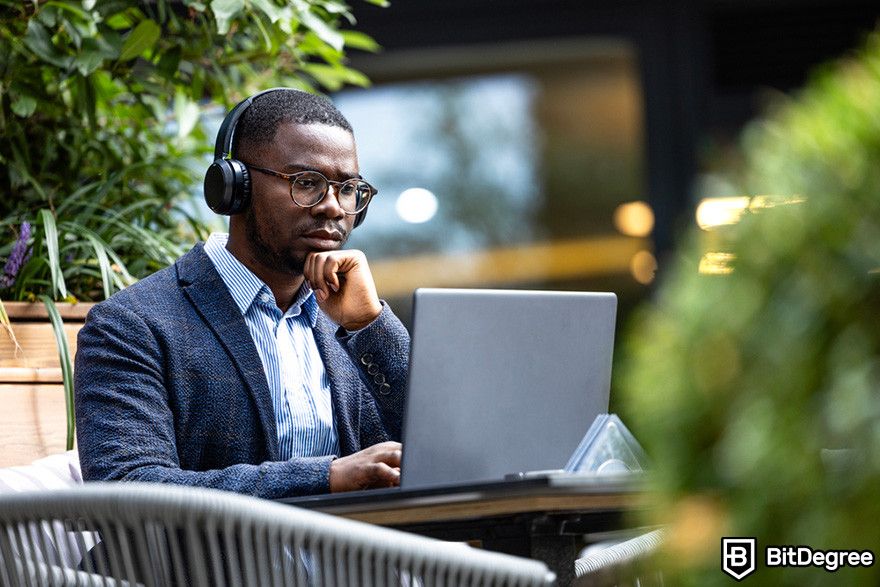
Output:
[630, 250, 657, 284]
[699, 252, 736, 275]
[695, 197, 750, 230]
[666, 495, 728, 567]
[749, 194, 806, 211]
[396, 188, 438, 224]
[696, 194, 806, 230]
[613, 200, 654, 237]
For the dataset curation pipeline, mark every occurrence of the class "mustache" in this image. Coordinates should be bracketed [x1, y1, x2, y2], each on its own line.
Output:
[304, 221, 348, 239]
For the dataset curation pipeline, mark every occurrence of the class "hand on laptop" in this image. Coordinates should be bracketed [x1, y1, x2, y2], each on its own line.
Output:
[304, 249, 382, 331]
[329, 441, 402, 492]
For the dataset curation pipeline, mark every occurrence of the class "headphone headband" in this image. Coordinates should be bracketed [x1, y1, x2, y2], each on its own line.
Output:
[213, 87, 297, 160]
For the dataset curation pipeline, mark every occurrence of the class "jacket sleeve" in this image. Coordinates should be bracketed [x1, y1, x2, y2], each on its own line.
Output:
[338, 301, 410, 444]
[74, 300, 333, 499]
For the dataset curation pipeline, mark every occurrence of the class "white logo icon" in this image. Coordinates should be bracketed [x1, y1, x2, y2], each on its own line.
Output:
[722, 537, 757, 581]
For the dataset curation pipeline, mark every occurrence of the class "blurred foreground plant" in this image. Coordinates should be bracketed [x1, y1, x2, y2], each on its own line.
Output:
[621, 28, 880, 586]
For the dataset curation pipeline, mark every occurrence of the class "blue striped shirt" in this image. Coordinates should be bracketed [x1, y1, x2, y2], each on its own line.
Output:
[204, 233, 340, 460]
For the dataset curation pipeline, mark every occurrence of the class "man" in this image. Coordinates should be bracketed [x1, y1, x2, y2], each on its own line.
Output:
[75, 89, 408, 498]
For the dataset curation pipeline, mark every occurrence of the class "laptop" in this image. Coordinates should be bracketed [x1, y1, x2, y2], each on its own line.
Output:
[282, 288, 617, 504]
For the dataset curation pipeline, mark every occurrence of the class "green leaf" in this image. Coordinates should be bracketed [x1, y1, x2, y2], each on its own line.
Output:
[44, 2, 92, 22]
[40, 296, 75, 451]
[82, 232, 113, 299]
[11, 95, 37, 118]
[0, 300, 23, 357]
[250, 0, 284, 22]
[299, 10, 344, 52]
[319, 0, 354, 17]
[23, 19, 70, 67]
[211, 0, 244, 35]
[303, 62, 370, 91]
[174, 90, 200, 138]
[363, 0, 390, 6]
[39, 209, 68, 300]
[105, 11, 134, 30]
[75, 37, 118, 75]
[74, 50, 105, 76]
[118, 18, 161, 62]
[156, 45, 182, 79]
[341, 30, 380, 52]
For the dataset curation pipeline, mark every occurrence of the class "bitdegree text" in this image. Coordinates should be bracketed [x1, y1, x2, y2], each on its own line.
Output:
[766, 546, 874, 572]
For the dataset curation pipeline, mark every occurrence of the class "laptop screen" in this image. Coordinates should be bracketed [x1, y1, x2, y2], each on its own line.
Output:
[400, 289, 617, 489]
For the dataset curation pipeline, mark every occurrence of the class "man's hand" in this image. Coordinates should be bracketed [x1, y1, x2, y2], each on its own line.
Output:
[304, 249, 382, 331]
[329, 441, 402, 492]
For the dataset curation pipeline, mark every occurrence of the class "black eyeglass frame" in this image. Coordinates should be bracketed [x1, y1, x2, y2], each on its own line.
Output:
[245, 164, 378, 215]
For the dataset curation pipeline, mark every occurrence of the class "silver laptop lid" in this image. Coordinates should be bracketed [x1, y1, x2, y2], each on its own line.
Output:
[400, 288, 617, 489]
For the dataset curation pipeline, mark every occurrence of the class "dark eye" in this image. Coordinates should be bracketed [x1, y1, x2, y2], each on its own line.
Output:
[295, 177, 319, 190]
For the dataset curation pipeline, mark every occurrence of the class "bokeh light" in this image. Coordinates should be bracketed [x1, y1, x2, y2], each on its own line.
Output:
[395, 188, 438, 224]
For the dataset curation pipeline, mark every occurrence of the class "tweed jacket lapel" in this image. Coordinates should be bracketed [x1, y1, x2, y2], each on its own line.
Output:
[175, 244, 279, 459]
[312, 312, 361, 455]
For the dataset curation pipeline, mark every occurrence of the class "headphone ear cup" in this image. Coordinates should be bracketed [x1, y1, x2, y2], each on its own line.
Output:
[229, 161, 251, 215]
[353, 207, 368, 228]
[204, 159, 251, 215]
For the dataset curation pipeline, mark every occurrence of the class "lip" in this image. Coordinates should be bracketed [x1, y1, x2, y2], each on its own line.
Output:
[300, 228, 344, 251]
[303, 229, 343, 241]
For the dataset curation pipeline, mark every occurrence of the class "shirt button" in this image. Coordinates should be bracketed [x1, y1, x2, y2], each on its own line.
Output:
[366, 363, 379, 376]
[261, 293, 272, 303]
[373, 373, 386, 385]
[378, 382, 392, 396]
[360, 353, 373, 365]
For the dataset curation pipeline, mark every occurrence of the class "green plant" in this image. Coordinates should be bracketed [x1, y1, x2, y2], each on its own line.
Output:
[620, 29, 880, 586]
[0, 0, 383, 449]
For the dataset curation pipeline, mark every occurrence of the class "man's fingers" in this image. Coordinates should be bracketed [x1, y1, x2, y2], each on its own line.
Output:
[305, 252, 347, 298]
[304, 253, 319, 295]
[369, 462, 401, 487]
[329, 442, 404, 492]
[363, 442, 401, 467]
[323, 257, 341, 293]
[308, 253, 328, 299]
[381, 448, 402, 467]
[370, 441, 402, 451]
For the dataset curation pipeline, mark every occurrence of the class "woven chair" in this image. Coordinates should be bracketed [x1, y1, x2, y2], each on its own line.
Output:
[572, 529, 665, 587]
[0, 482, 555, 587]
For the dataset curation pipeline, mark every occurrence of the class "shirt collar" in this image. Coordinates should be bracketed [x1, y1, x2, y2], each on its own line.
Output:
[203, 233, 318, 326]
[287, 282, 319, 327]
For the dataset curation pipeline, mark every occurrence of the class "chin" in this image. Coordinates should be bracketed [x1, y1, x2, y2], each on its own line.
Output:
[285, 254, 307, 275]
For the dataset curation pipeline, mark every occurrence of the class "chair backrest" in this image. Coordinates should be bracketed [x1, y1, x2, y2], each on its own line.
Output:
[573, 529, 665, 587]
[0, 482, 556, 587]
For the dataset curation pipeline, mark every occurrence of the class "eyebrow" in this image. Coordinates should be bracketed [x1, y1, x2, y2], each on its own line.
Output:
[282, 163, 362, 180]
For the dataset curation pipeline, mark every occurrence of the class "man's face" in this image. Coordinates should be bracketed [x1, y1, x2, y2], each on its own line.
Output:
[243, 122, 359, 275]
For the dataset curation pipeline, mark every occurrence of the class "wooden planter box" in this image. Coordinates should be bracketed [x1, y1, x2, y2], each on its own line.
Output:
[0, 302, 94, 467]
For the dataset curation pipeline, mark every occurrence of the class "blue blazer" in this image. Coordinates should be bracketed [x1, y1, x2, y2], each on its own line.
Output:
[74, 243, 410, 498]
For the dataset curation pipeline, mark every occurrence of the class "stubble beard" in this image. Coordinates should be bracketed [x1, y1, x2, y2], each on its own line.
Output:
[244, 205, 307, 275]
[244, 205, 350, 276]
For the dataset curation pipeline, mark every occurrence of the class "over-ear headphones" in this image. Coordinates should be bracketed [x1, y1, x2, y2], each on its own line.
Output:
[203, 88, 368, 227]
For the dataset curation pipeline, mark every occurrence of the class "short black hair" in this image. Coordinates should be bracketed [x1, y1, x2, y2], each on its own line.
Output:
[232, 89, 353, 158]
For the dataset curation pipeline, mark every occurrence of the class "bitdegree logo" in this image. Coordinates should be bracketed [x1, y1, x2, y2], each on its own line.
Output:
[722, 537, 875, 580]
[766, 546, 874, 572]
[722, 538, 757, 580]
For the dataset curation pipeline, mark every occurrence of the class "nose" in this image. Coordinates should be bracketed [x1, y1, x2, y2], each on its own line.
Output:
[310, 184, 345, 220]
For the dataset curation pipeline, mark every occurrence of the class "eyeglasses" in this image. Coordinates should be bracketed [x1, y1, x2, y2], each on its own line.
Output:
[245, 164, 377, 215]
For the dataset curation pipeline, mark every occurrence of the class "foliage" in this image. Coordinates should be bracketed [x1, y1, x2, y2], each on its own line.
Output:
[0, 0, 381, 450]
[0, 0, 380, 303]
[620, 29, 880, 585]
